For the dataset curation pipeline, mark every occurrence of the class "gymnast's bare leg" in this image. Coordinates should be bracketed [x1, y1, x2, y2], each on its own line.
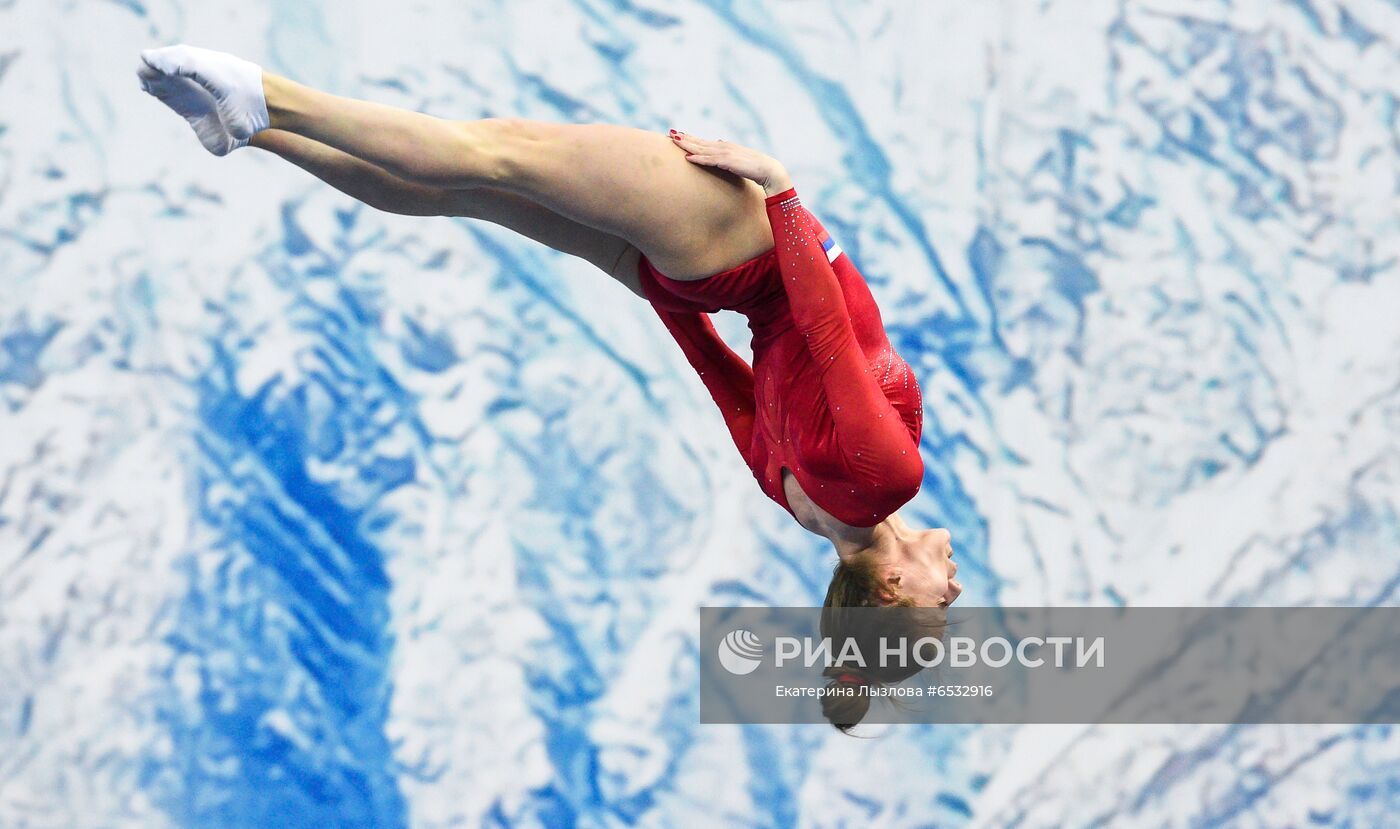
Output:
[138, 44, 775, 284]
[249, 129, 649, 296]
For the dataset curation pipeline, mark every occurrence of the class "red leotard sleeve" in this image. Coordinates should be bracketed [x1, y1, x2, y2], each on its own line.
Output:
[649, 307, 757, 462]
[765, 186, 921, 496]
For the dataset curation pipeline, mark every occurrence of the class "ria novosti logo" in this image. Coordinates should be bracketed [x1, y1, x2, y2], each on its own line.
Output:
[715, 628, 1105, 674]
[718, 629, 765, 675]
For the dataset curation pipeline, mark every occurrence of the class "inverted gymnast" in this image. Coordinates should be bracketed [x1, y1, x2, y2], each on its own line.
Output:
[137, 44, 962, 617]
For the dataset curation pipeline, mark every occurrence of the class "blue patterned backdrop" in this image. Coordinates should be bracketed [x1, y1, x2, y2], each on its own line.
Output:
[2, 1, 1399, 826]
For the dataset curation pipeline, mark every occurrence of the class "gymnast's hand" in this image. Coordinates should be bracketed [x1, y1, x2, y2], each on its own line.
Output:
[668, 129, 793, 196]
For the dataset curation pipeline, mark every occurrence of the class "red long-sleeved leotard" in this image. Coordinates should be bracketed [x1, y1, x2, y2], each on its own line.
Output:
[636, 186, 924, 527]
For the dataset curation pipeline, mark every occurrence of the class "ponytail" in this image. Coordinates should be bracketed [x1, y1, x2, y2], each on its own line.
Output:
[820, 667, 877, 734]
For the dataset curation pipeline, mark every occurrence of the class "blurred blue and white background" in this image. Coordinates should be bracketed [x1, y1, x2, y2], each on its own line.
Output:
[3, 0, 1399, 826]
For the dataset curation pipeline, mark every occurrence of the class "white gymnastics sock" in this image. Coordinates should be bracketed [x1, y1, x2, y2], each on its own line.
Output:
[137, 64, 245, 156]
[140, 44, 270, 142]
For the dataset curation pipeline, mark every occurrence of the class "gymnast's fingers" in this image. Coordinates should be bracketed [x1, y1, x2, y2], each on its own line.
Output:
[669, 129, 719, 151]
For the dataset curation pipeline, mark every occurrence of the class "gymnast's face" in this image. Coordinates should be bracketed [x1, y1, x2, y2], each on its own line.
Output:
[880, 528, 962, 607]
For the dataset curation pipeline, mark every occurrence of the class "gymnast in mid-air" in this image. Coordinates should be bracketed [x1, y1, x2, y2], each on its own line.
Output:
[136, 44, 962, 620]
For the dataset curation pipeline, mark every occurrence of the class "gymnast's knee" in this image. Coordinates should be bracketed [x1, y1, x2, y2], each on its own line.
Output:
[452, 117, 547, 187]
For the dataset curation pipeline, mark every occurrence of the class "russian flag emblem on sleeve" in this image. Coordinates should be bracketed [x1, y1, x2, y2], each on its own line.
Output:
[816, 227, 844, 263]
